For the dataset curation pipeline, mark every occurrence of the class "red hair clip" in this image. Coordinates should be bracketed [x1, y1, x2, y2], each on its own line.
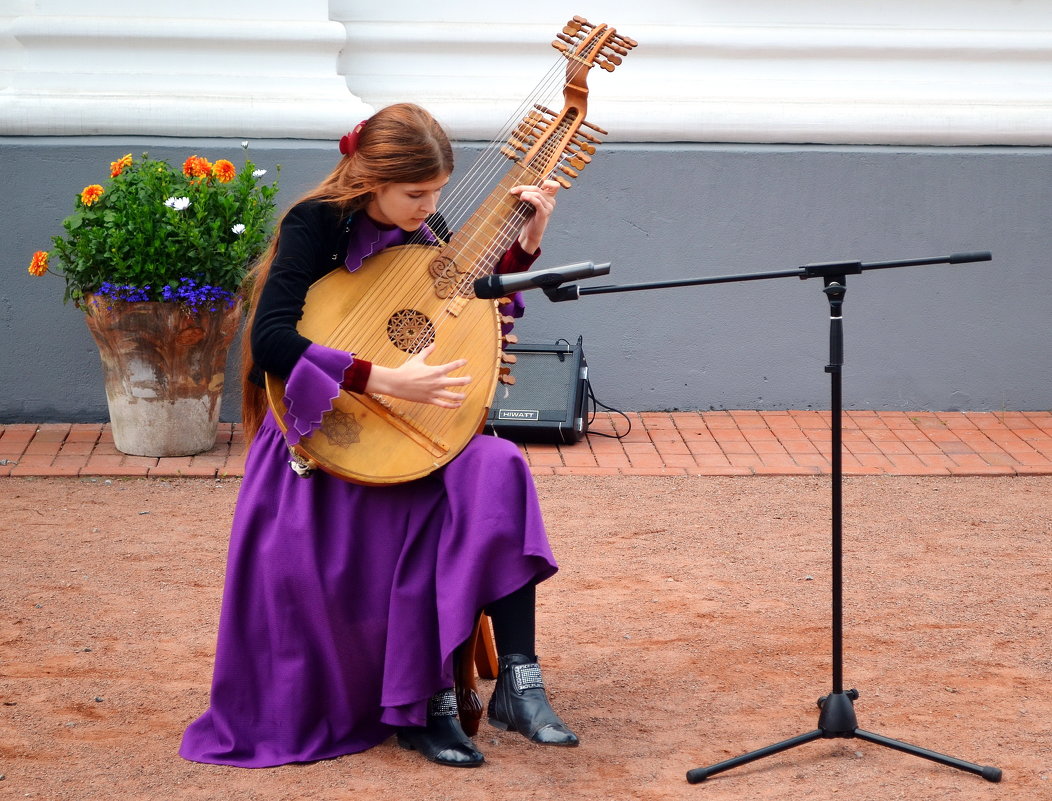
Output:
[339, 120, 368, 156]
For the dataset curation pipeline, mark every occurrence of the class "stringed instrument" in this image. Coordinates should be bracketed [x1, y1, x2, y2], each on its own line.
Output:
[264, 16, 636, 486]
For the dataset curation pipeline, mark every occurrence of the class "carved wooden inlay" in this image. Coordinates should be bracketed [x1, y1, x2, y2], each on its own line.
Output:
[429, 255, 475, 300]
[320, 408, 363, 447]
[387, 308, 436, 352]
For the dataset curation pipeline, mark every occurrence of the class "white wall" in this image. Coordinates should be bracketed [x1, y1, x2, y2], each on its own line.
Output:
[2, 1, 1050, 143]
[0, 0, 369, 136]
[335, 1, 1052, 144]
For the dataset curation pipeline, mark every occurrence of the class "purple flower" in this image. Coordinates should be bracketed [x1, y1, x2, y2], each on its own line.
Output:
[161, 277, 236, 314]
[95, 282, 153, 304]
[93, 278, 235, 315]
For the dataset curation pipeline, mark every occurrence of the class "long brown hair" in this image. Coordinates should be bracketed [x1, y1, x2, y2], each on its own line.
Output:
[239, 103, 455, 438]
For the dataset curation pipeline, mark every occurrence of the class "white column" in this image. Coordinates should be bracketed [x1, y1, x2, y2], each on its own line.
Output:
[1, 0, 371, 137]
[0, 0, 33, 90]
[5, 1, 1051, 144]
[332, 1, 1052, 146]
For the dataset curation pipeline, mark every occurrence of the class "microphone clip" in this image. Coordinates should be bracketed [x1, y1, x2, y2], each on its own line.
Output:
[542, 284, 581, 302]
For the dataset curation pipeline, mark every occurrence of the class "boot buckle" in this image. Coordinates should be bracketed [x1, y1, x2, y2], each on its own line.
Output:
[429, 688, 459, 717]
[511, 662, 545, 692]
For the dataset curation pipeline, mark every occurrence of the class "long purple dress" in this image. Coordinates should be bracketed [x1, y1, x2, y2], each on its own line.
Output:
[180, 215, 556, 768]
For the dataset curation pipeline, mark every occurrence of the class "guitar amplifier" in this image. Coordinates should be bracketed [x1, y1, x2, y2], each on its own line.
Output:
[484, 337, 589, 443]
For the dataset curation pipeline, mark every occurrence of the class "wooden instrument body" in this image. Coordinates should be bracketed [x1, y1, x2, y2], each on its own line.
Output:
[264, 244, 501, 485]
[263, 16, 635, 486]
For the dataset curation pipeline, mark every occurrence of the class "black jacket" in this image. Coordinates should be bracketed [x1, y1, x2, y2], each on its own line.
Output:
[250, 200, 355, 383]
[248, 200, 452, 385]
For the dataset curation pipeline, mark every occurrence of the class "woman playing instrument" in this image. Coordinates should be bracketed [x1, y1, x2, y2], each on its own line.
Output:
[179, 103, 577, 769]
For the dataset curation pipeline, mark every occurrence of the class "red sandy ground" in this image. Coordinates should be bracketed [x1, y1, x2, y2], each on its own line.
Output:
[1, 474, 1049, 800]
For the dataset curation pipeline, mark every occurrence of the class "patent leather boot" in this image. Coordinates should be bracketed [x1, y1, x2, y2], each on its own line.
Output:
[487, 654, 579, 746]
[396, 689, 485, 767]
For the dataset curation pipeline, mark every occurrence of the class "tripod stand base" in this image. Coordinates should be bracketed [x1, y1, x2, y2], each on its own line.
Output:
[686, 691, 1001, 785]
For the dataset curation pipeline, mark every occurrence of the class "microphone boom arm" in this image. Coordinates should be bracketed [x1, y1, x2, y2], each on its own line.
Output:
[541, 252, 992, 301]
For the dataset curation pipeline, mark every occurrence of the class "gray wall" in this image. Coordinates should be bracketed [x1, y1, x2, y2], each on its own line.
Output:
[2, 136, 1050, 422]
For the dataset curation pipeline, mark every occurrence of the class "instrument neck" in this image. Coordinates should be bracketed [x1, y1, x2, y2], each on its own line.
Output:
[443, 169, 544, 278]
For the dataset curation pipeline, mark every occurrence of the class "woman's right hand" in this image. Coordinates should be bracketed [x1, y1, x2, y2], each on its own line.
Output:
[364, 344, 471, 408]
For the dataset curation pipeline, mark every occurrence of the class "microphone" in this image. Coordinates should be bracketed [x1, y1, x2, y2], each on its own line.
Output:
[473, 261, 611, 299]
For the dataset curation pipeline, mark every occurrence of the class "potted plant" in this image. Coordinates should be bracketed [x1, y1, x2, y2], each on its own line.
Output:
[29, 148, 279, 457]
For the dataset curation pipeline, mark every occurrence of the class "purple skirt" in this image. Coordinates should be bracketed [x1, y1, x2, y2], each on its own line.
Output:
[179, 414, 557, 767]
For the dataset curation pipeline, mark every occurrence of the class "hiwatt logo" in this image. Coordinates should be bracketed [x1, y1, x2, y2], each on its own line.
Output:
[497, 409, 539, 421]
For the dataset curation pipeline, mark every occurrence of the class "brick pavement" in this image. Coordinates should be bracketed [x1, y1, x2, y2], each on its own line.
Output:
[2, 410, 1050, 479]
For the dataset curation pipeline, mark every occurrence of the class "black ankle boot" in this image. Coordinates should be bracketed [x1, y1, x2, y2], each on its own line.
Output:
[487, 654, 579, 746]
[397, 689, 485, 767]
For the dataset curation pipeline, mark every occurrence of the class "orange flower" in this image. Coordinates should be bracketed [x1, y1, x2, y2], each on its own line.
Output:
[28, 250, 49, 277]
[182, 155, 213, 179]
[212, 159, 236, 183]
[109, 153, 133, 177]
[80, 184, 104, 206]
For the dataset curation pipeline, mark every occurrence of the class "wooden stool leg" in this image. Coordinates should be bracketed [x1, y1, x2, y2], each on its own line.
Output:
[455, 612, 498, 735]
[473, 613, 498, 680]
[455, 615, 484, 736]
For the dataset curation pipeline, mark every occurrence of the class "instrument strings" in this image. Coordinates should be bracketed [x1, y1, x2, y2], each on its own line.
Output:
[335, 50, 579, 438]
[421, 60, 573, 434]
[400, 53, 575, 437]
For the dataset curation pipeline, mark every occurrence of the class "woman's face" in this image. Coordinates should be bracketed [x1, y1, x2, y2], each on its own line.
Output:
[366, 174, 450, 231]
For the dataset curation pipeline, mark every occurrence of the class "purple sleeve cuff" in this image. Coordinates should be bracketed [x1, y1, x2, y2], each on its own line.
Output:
[496, 240, 540, 274]
[282, 342, 355, 446]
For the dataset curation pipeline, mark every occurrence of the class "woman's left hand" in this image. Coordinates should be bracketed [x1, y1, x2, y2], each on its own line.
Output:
[510, 179, 560, 255]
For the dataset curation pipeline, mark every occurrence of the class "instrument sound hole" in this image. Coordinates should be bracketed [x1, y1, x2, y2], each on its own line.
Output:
[387, 308, 436, 353]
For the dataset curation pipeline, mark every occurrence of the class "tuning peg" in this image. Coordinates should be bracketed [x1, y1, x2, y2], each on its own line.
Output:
[582, 120, 609, 136]
[502, 333, 519, 346]
[500, 352, 518, 364]
[515, 121, 543, 141]
[552, 175, 572, 190]
[570, 138, 597, 156]
[506, 136, 530, 153]
[558, 164, 579, 179]
[500, 145, 522, 163]
[498, 371, 517, 386]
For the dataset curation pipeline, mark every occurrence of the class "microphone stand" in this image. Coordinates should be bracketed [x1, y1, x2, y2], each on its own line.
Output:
[545, 251, 1002, 785]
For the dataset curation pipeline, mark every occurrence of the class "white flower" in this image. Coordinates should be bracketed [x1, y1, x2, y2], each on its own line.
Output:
[231, 223, 246, 235]
[241, 140, 249, 149]
[164, 196, 191, 211]
[252, 169, 267, 178]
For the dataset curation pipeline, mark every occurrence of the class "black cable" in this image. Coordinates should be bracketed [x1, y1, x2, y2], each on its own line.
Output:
[584, 379, 632, 439]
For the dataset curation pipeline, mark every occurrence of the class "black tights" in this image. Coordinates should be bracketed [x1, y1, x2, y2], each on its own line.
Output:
[484, 582, 536, 658]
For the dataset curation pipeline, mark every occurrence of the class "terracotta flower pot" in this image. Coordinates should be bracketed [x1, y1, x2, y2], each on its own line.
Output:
[82, 295, 243, 457]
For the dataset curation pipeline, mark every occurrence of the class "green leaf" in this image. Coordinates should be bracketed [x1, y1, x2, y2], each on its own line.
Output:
[45, 152, 280, 300]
